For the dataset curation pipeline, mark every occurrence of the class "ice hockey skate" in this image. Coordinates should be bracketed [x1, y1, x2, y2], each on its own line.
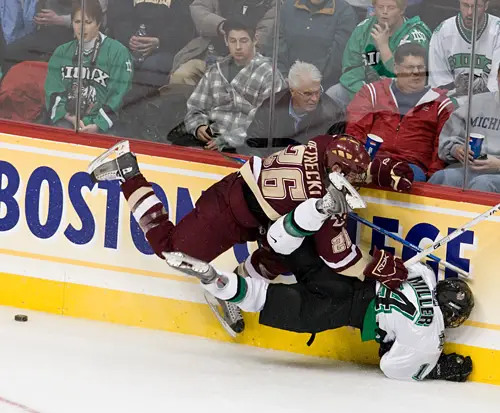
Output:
[164, 252, 245, 337]
[328, 172, 366, 210]
[87, 140, 140, 183]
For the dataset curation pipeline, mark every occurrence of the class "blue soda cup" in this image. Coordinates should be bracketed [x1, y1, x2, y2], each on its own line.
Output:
[469, 133, 485, 159]
[365, 134, 384, 160]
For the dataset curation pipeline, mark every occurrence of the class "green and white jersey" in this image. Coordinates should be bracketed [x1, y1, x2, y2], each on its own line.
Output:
[375, 263, 445, 381]
[45, 33, 133, 132]
[429, 13, 500, 94]
[340, 16, 431, 98]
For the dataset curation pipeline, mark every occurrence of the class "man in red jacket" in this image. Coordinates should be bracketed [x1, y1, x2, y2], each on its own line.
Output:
[346, 42, 455, 181]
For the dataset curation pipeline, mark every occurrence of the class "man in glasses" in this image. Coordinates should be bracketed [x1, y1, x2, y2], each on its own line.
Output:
[244, 61, 345, 157]
[346, 43, 455, 181]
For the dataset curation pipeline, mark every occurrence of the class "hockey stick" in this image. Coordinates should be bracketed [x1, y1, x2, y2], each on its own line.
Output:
[349, 212, 471, 279]
[404, 202, 500, 268]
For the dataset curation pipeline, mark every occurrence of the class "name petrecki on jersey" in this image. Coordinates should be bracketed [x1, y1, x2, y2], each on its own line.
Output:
[61, 66, 110, 87]
[302, 141, 322, 196]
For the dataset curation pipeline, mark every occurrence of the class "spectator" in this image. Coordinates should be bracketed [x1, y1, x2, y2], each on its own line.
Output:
[327, 0, 431, 106]
[45, 0, 132, 134]
[428, 0, 500, 105]
[0, 0, 37, 45]
[3, 0, 107, 74]
[429, 66, 500, 193]
[276, 0, 357, 91]
[244, 61, 345, 157]
[107, 0, 194, 105]
[169, 0, 276, 85]
[346, 43, 454, 181]
[346, 0, 373, 22]
[184, 19, 285, 152]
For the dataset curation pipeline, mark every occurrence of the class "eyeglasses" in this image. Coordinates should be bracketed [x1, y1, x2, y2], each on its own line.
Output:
[397, 64, 426, 73]
[295, 85, 324, 99]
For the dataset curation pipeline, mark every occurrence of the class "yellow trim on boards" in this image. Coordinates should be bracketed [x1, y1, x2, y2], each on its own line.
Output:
[0, 271, 498, 385]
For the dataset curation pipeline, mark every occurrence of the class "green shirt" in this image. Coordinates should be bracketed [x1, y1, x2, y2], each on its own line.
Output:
[340, 16, 432, 99]
[45, 33, 133, 132]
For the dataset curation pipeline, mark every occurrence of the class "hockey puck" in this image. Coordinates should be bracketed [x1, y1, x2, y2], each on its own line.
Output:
[14, 314, 28, 322]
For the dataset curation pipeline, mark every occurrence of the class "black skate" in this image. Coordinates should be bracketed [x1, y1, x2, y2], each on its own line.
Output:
[163, 252, 245, 337]
[204, 292, 245, 338]
[87, 140, 140, 183]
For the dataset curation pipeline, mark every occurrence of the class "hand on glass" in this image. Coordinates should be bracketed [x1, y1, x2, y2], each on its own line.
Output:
[452, 145, 474, 164]
[34, 10, 65, 26]
[470, 156, 500, 172]
[129, 36, 159, 55]
[371, 22, 391, 48]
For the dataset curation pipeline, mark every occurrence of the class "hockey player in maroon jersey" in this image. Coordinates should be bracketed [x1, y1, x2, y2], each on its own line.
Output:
[87, 134, 414, 334]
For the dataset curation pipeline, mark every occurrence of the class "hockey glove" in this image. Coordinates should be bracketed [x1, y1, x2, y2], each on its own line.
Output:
[376, 327, 394, 357]
[427, 353, 473, 382]
[363, 247, 408, 290]
[368, 158, 414, 193]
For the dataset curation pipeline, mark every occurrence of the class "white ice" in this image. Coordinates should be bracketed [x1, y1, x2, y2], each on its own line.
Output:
[0, 305, 498, 413]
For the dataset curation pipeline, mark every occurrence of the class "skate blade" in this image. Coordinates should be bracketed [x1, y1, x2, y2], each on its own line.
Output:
[204, 291, 238, 338]
[328, 172, 366, 210]
[163, 252, 211, 277]
[87, 140, 130, 176]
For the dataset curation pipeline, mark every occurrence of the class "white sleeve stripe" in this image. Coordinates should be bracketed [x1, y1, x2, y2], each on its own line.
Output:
[133, 195, 162, 222]
[320, 244, 359, 269]
[99, 108, 113, 128]
[367, 83, 376, 107]
[437, 99, 453, 116]
[51, 96, 62, 120]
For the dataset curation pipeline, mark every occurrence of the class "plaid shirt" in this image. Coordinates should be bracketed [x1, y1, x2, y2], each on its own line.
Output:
[185, 53, 285, 149]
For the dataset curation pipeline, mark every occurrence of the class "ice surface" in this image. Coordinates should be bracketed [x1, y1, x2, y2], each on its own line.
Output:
[0, 306, 497, 413]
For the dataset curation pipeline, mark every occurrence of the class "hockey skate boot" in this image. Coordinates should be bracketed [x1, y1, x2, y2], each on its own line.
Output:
[164, 252, 245, 337]
[87, 140, 140, 183]
[163, 251, 220, 285]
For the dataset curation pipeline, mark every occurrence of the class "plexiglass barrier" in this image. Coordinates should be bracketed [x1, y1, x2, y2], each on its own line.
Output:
[1, 0, 500, 195]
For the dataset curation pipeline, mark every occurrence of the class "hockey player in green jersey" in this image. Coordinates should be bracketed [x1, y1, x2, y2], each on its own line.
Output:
[45, 0, 133, 134]
[327, 0, 431, 105]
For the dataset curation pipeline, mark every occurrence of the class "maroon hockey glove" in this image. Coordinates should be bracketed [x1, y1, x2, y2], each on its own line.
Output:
[363, 247, 408, 290]
[369, 158, 414, 193]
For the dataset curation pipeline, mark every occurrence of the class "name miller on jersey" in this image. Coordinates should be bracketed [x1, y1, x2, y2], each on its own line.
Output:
[303, 140, 322, 196]
[407, 277, 434, 326]
[61, 66, 110, 87]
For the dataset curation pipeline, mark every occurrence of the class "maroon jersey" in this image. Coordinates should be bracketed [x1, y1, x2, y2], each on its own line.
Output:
[240, 135, 363, 272]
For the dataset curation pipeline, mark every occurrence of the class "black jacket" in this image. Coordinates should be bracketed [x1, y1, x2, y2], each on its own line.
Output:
[242, 88, 345, 157]
[108, 0, 195, 56]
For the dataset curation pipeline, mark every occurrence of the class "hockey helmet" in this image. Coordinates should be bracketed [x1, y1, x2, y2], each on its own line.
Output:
[435, 278, 474, 328]
[324, 134, 371, 183]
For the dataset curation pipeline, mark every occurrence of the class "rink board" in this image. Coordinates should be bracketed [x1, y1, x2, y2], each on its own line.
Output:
[0, 129, 500, 385]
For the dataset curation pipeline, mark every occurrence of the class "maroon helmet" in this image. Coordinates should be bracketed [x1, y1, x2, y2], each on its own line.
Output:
[324, 134, 371, 182]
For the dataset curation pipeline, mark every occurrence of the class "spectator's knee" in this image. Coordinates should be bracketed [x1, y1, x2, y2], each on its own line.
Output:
[169, 59, 206, 86]
[468, 175, 499, 193]
[428, 169, 445, 185]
